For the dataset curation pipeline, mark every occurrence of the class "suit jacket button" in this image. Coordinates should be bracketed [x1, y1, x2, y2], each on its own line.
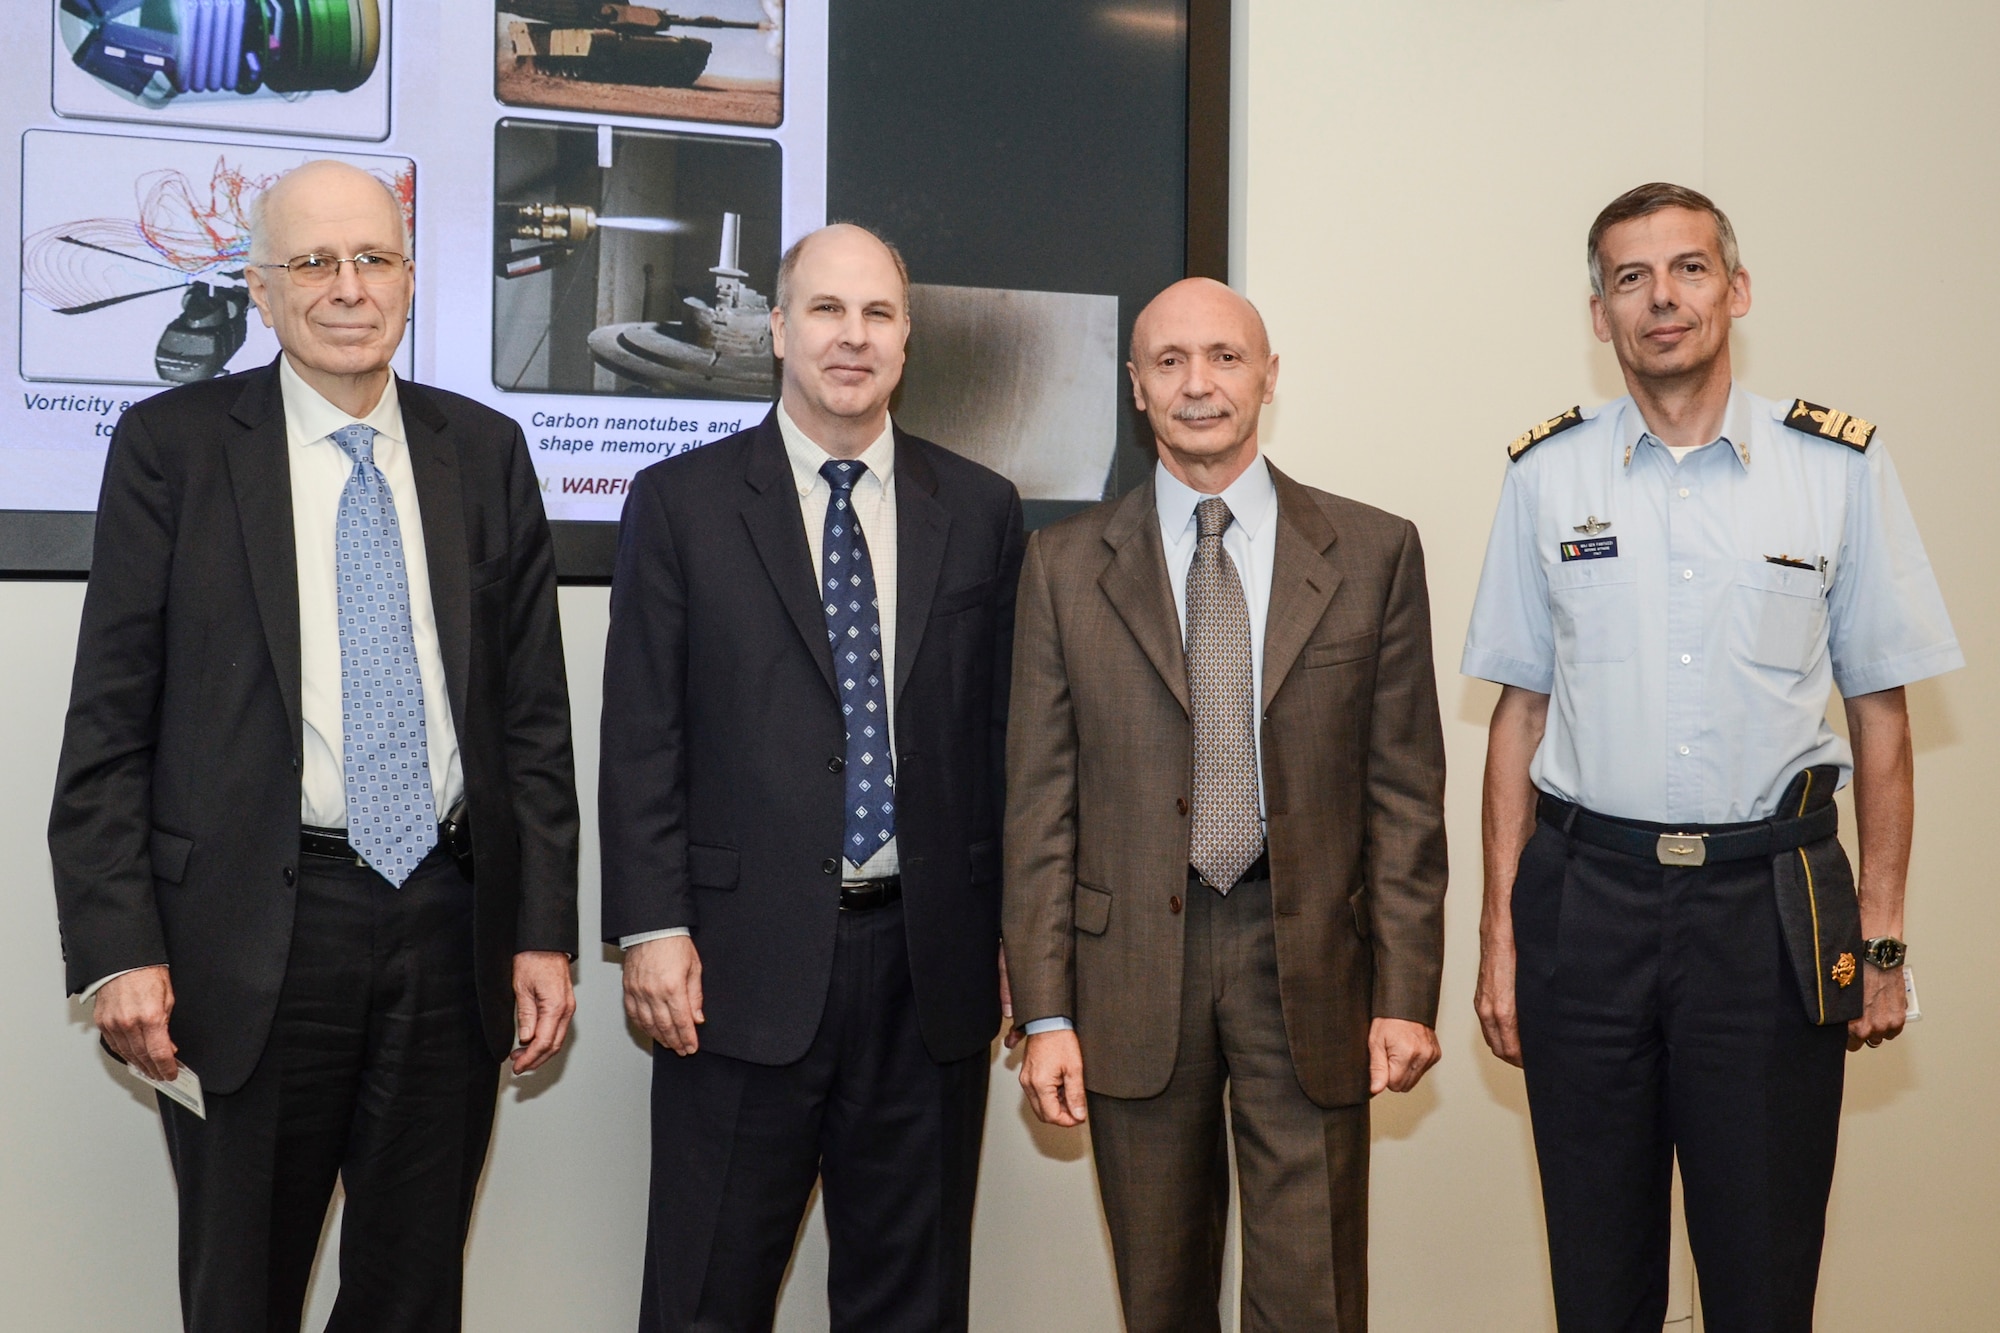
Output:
[828, 756, 845, 773]
[821, 858, 838, 875]
[283, 866, 295, 886]
[1169, 895, 1183, 914]
[1176, 797, 1188, 816]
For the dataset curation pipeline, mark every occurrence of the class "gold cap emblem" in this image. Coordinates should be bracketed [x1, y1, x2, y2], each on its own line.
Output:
[1831, 952, 1857, 988]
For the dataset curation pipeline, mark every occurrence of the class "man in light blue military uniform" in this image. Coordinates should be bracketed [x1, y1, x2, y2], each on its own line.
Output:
[1464, 182, 1960, 1333]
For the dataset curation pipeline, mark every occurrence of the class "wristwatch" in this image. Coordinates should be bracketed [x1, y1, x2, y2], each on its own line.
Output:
[1862, 936, 1908, 969]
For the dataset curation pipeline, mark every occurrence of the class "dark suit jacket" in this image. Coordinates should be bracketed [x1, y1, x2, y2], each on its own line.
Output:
[1003, 464, 1448, 1107]
[599, 411, 1024, 1066]
[48, 358, 580, 1094]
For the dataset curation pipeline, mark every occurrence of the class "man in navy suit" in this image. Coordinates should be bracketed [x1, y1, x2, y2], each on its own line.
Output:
[600, 223, 1024, 1331]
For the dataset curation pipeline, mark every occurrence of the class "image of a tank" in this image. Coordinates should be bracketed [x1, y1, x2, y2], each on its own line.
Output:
[58, 0, 382, 105]
[502, 2, 766, 88]
[587, 211, 774, 398]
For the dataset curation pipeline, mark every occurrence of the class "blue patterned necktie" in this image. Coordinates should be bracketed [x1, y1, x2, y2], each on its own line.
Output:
[331, 423, 436, 887]
[819, 459, 896, 866]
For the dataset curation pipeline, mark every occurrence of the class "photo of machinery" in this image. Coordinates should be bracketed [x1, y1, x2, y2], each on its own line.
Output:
[18, 130, 414, 386]
[52, 1, 393, 140]
[895, 285, 1121, 502]
[496, 0, 782, 129]
[492, 119, 780, 401]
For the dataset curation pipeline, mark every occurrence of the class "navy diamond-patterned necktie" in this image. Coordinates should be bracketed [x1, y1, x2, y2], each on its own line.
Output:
[819, 459, 896, 865]
[331, 423, 436, 887]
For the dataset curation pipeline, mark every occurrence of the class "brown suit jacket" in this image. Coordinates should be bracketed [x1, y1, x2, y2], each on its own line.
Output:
[1003, 462, 1447, 1107]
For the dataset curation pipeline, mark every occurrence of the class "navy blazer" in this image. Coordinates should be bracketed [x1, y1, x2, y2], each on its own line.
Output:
[599, 411, 1025, 1065]
[48, 358, 580, 1093]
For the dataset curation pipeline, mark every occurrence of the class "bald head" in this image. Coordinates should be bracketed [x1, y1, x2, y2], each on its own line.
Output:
[1129, 277, 1269, 365]
[774, 222, 909, 316]
[248, 160, 407, 265]
[1126, 277, 1279, 491]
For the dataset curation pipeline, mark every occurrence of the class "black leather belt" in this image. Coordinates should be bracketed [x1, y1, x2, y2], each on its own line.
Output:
[300, 824, 449, 866]
[1538, 793, 1837, 867]
[840, 875, 902, 911]
[1189, 849, 1270, 890]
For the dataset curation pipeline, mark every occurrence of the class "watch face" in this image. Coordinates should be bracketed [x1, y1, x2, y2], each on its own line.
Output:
[1866, 938, 1907, 968]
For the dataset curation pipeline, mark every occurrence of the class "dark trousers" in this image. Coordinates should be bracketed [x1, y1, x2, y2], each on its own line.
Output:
[1087, 876, 1371, 1333]
[160, 850, 499, 1333]
[639, 900, 989, 1333]
[1513, 821, 1847, 1333]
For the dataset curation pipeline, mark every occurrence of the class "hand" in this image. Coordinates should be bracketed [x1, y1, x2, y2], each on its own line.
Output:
[510, 950, 576, 1075]
[95, 965, 178, 1082]
[1847, 963, 1909, 1052]
[624, 935, 704, 1055]
[999, 944, 1023, 1050]
[1369, 1017, 1441, 1095]
[1474, 929, 1523, 1068]
[1019, 1028, 1087, 1126]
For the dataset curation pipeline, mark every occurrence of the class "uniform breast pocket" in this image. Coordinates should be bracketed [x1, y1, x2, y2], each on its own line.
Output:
[1547, 560, 1639, 664]
[1732, 560, 1827, 674]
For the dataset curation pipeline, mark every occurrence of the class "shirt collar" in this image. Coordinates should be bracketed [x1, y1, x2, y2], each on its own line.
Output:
[776, 401, 897, 496]
[279, 355, 404, 452]
[1619, 383, 1757, 471]
[1154, 452, 1277, 542]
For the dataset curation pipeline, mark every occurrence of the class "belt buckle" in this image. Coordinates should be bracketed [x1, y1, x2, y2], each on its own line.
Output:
[1655, 832, 1707, 866]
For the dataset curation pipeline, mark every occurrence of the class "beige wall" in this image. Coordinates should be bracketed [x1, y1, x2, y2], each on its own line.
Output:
[1, 3, 1993, 1329]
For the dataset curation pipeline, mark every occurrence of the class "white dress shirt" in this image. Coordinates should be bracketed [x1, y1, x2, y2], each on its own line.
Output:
[284, 356, 463, 828]
[1021, 453, 1281, 1036]
[80, 360, 464, 1000]
[620, 404, 900, 950]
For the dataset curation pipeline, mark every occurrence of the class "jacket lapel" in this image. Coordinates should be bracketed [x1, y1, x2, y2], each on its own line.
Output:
[398, 381, 470, 730]
[740, 416, 838, 697]
[891, 432, 949, 710]
[225, 361, 303, 743]
[1260, 464, 1342, 710]
[1097, 479, 1190, 715]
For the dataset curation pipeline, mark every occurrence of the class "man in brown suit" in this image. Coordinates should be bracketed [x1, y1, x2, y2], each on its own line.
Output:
[1003, 278, 1448, 1330]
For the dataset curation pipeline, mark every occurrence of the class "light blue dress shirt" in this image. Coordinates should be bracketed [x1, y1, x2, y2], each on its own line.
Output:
[1462, 385, 1962, 824]
[1021, 456, 1281, 1037]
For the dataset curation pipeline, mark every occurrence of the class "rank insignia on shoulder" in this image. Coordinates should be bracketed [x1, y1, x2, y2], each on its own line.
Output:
[1785, 399, 1877, 451]
[1507, 406, 1584, 460]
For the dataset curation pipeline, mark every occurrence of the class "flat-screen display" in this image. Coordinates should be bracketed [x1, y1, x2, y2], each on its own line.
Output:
[4, 1, 1217, 577]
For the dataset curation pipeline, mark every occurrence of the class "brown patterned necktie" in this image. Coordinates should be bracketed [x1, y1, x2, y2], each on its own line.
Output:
[1185, 496, 1263, 892]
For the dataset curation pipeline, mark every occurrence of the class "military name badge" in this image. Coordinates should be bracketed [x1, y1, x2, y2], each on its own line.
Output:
[1560, 537, 1618, 561]
[1785, 399, 1877, 451]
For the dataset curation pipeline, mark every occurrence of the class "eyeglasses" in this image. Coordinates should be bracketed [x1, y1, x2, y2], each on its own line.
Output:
[255, 251, 411, 286]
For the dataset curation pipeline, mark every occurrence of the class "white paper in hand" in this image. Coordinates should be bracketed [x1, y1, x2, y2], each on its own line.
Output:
[124, 1062, 205, 1119]
[1903, 966, 1922, 1022]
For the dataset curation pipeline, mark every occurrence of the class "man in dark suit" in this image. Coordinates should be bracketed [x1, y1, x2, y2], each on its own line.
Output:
[1005, 279, 1449, 1330]
[48, 160, 579, 1332]
[600, 222, 1023, 1331]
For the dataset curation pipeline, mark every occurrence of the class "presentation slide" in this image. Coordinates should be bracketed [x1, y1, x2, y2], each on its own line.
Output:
[6, 4, 1190, 549]
[6, 1, 826, 523]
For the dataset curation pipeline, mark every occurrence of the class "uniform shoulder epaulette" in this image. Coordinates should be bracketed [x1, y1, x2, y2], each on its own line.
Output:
[1506, 406, 1584, 460]
[1783, 399, 1876, 452]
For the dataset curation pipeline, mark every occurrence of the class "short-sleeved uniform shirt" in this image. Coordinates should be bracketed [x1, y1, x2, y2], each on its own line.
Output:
[1462, 385, 1962, 824]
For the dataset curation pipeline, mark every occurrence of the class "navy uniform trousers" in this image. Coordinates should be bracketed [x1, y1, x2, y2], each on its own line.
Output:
[1512, 814, 1847, 1333]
